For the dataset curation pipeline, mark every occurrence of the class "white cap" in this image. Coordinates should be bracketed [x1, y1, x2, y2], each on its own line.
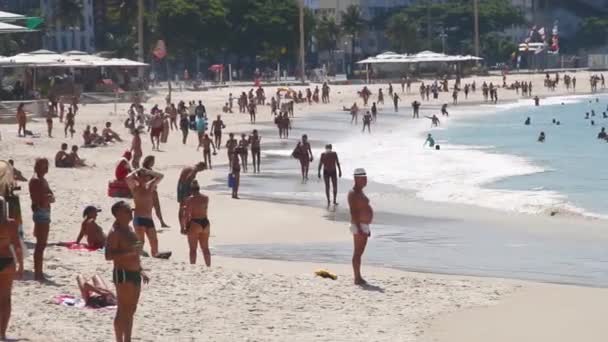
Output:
[354, 168, 367, 177]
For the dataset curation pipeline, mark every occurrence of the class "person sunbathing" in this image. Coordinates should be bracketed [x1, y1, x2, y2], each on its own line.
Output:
[76, 274, 117, 308]
[55, 143, 74, 168]
[76, 206, 105, 250]
[103, 122, 123, 142]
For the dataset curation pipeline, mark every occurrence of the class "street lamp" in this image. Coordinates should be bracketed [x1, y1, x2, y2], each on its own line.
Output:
[473, 0, 480, 57]
[439, 29, 448, 54]
[298, 0, 306, 83]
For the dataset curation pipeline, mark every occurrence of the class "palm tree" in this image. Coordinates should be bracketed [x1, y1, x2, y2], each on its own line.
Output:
[385, 12, 419, 53]
[341, 5, 366, 76]
[315, 15, 342, 74]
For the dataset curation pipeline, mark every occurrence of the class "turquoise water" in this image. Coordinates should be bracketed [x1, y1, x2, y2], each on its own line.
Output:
[443, 96, 608, 217]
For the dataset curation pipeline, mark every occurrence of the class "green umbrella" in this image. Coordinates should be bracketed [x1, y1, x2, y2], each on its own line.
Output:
[25, 17, 44, 30]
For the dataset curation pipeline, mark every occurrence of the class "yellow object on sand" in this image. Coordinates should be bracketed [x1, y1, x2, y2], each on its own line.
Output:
[315, 269, 337, 280]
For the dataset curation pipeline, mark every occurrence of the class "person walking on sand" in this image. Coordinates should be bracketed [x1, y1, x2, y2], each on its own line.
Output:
[362, 111, 372, 133]
[412, 100, 421, 119]
[199, 134, 216, 170]
[142, 156, 170, 228]
[293, 135, 313, 182]
[177, 162, 207, 232]
[29, 158, 54, 281]
[130, 129, 142, 169]
[348, 168, 373, 285]
[318, 144, 342, 207]
[211, 115, 226, 151]
[179, 110, 189, 145]
[46, 103, 54, 138]
[181, 180, 211, 266]
[125, 168, 166, 258]
[0, 196, 24, 340]
[393, 93, 400, 112]
[230, 152, 241, 199]
[64, 107, 75, 138]
[16, 103, 26, 137]
[250, 129, 262, 173]
[105, 200, 150, 342]
[226, 133, 238, 170]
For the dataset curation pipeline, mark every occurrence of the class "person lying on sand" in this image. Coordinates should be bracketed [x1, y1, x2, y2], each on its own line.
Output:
[76, 274, 117, 308]
[76, 205, 105, 250]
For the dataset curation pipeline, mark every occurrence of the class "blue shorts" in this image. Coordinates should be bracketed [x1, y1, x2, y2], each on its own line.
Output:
[33, 209, 51, 224]
[133, 216, 155, 230]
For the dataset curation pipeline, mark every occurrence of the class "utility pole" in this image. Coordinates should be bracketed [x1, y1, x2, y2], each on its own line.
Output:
[137, 0, 144, 79]
[426, 0, 431, 49]
[473, 0, 480, 57]
[299, 0, 306, 83]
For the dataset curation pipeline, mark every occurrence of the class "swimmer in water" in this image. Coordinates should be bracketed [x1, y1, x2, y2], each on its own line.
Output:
[538, 132, 546, 143]
[591, 120, 596, 126]
[556, 121, 561, 126]
[597, 127, 607, 139]
[424, 134, 435, 148]
[585, 112, 590, 120]
[603, 112, 608, 119]
[552, 118, 556, 124]
[525, 117, 531, 125]
[592, 110, 596, 117]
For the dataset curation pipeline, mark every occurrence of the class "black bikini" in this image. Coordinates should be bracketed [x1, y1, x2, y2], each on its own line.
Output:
[187, 218, 210, 231]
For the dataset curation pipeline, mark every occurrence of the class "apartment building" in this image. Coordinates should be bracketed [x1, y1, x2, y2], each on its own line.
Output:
[41, 0, 96, 52]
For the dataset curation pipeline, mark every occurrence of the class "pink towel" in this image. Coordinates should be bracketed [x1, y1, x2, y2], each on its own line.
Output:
[58, 242, 101, 252]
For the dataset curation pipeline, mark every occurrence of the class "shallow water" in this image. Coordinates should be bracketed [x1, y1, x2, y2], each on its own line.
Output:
[213, 102, 608, 287]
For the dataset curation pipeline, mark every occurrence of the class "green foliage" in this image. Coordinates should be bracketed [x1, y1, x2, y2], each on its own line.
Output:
[385, 12, 418, 53]
[383, 0, 523, 62]
[53, 0, 84, 28]
[315, 16, 341, 55]
[574, 17, 608, 50]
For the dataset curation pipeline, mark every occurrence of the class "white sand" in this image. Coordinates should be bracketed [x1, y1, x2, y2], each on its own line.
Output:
[1, 71, 606, 341]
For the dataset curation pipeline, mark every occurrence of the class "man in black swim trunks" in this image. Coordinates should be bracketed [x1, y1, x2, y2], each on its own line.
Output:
[318, 144, 342, 207]
[177, 162, 207, 231]
[210, 115, 226, 151]
[125, 168, 164, 258]
[105, 201, 149, 342]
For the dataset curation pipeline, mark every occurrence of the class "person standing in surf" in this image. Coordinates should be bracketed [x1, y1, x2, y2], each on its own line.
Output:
[318, 144, 342, 207]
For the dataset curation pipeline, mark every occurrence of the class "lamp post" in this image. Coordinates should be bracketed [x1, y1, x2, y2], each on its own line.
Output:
[473, 0, 480, 57]
[299, 0, 306, 83]
[439, 29, 448, 54]
[137, 0, 144, 79]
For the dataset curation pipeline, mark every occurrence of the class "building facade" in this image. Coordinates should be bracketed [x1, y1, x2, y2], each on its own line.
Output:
[41, 0, 96, 53]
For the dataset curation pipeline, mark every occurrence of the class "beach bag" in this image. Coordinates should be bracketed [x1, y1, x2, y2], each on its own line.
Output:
[228, 174, 236, 188]
[291, 144, 302, 159]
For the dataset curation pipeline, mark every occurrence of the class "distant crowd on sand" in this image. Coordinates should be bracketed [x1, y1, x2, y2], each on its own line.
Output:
[2, 81, 379, 341]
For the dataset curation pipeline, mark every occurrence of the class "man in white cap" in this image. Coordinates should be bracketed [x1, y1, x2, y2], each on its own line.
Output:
[348, 168, 373, 285]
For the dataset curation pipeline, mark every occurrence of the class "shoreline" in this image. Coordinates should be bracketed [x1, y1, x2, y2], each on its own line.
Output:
[2, 72, 608, 340]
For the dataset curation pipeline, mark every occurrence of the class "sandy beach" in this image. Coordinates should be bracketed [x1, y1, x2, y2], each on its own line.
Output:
[2, 71, 608, 341]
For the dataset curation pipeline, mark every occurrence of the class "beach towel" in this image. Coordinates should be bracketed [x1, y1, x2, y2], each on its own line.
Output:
[58, 242, 102, 252]
[53, 294, 116, 310]
[53, 295, 85, 308]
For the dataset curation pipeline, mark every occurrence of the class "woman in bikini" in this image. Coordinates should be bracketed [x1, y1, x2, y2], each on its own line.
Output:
[142, 156, 169, 228]
[16, 103, 26, 137]
[0, 197, 24, 340]
[76, 274, 117, 308]
[181, 181, 211, 266]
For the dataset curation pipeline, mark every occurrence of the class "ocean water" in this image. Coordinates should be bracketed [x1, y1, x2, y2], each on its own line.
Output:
[442, 95, 608, 217]
[213, 100, 608, 287]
